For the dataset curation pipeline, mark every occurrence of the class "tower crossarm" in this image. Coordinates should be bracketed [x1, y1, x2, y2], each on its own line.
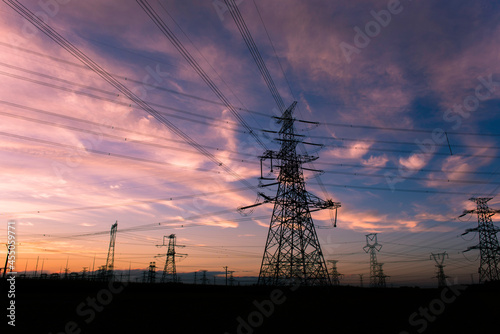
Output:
[307, 193, 341, 212]
[459, 209, 500, 218]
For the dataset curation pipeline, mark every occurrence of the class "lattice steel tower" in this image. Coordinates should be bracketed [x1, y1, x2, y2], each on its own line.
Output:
[328, 260, 343, 286]
[430, 252, 449, 287]
[158, 234, 179, 283]
[240, 102, 340, 286]
[460, 197, 500, 282]
[363, 233, 383, 287]
[105, 221, 118, 280]
[376, 263, 388, 288]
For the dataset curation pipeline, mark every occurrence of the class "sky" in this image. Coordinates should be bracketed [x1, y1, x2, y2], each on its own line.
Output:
[1, 0, 500, 287]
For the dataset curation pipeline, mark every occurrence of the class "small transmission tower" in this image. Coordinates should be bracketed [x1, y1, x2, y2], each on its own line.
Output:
[460, 197, 500, 282]
[376, 263, 388, 288]
[363, 233, 383, 287]
[240, 102, 341, 286]
[228, 270, 236, 286]
[156, 234, 186, 283]
[430, 252, 449, 287]
[105, 221, 118, 280]
[201, 270, 209, 285]
[147, 262, 156, 283]
[328, 260, 343, 286]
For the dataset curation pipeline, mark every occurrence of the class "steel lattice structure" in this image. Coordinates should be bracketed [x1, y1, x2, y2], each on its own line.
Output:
[241, 102, 340, 286]
[147, 262, 156, 283]
[430, 252, 449, 287]
[328, 260, 343, 286]
[363, 233, 383, 287]
[461, 197, 500, 282]
[105, 221, 118, 280]
[376, 263, 388, 288]
[161, 234, 178, 283]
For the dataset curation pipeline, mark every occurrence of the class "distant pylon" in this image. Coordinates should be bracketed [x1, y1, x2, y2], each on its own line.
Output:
[223, 266, 229, 286]
[105, 221, 118, 280]
[358, 274, 364, 287]
[460, 197, 500, 282]
[430, 252, 449, 287]
[327, 260, 343, 286]
[228, 270, 235, 286]
[156, 234, 186, 283]
[363, 233, 383, 287]
[201, 270, 208, 285]
[147, 262, 156, 283]
[376, 263, 388, 288]
[240, 102, 341, 286]
[2, 243, 13, 279]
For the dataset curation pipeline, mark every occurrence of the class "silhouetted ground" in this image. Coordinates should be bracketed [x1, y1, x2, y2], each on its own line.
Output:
[2, 278, 499, 333]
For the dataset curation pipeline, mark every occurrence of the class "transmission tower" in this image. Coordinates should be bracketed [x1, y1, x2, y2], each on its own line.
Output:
[228, 270, 236, 286]
[363, 233, 383, 287]
[358, 274, 364, 287]
[156, 234, 186, 283]
[430, 252, 449, 287]
[240, 102, 341, 286]
[328, 260, 343, 286]
[460, 197, 500, 282]
[105, 221, 118, 280]
[200, 270, 209, 285]
[375, 263, 388, 288]
[147, 262, 156, 283]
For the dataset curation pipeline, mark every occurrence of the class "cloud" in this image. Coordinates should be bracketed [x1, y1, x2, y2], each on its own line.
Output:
[361, 155, 388, 167]
[399, 153, 427, 170]
[325, 141, 372, 160]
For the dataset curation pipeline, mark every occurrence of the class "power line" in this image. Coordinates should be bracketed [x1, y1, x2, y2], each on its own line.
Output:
[1, 41, 497, 139]
[3, 0, 258, 195]
[4, 100, 497, 183]
[0, 106, 260, 164]
[315, 182, 496, 197]
[6, 63, 497, 155]
[224, 0, 285, 112]
[136, 0, 268, 150]
[0, 69, 246, 133]
[252, 0, 294, 102]
[315, 161, 500, 177]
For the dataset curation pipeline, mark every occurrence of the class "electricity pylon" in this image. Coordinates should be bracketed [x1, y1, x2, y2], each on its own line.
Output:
[358, 274, 364, 287]
[430, 252, 449, 287]
[228, 270, 236, 286]
[201, 270, 209, 285]
[328, 260, 343, 286]
[239, 101, 340, 286]
[376, 263, 388, 288]
[363, 233, 383, 287]
[460, 197, 500, 282]
[156, 234, 186, 283]
[105, 221, 118, 280]
[147, 262, 156, 283]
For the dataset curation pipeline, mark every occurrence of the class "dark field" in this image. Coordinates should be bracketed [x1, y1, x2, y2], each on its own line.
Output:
[2, 279, 499, 334]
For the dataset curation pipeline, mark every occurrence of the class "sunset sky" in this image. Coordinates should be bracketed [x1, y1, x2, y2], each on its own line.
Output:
[1, 0, 500, 286]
